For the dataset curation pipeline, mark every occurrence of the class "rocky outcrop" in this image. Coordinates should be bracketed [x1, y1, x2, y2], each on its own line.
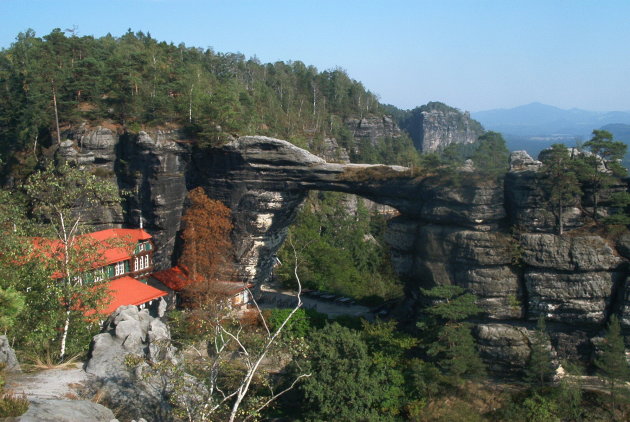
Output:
[386, 220, 522, 320]
[191, 136, 505, 281]
[0, 335, 20, 372]
[58, 126, 630, 372]
[400, 102, 484, 153]
[11, 399, 116, 422]
[519, 233, 624, 325]
[475, 323, 533, 374]
[84, 306, 176, 421]
[344, 115, 402, 146]
[85, 305, 175, 378]
[60, 126, 190, 270]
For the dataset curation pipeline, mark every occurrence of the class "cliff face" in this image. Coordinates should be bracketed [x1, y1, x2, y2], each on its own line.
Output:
[64, 129, 629, 371]
[400, 103, 485, 153]
[344, 115, 402, 146]
[61, 125, 190, 270]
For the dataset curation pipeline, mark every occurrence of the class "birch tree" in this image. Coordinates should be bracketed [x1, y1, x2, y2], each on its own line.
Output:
[140, 236, 309, 421]
[24, 162, 121, 359]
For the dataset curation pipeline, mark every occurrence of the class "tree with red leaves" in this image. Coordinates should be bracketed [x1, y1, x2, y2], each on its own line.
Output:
[180, 187, 234, 281]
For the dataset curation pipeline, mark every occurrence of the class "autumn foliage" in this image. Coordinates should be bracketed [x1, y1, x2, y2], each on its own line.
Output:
[179, 187, 234, 281]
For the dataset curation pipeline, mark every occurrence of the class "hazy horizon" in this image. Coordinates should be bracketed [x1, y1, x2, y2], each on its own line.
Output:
[2, 0, 629, 113]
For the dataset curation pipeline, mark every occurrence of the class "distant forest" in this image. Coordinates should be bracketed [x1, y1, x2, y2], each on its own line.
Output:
[0, 29, 422, 172]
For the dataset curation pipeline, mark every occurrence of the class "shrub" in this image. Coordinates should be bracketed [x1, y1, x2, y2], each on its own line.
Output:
[0, 393, 29, 417]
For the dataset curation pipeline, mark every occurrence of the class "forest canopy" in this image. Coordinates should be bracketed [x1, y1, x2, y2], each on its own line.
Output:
[0, 28, 421, 169]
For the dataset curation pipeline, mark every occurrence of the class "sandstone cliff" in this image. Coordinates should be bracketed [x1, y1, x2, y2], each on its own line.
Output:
[399, 102, 485, 153]
[61, 128, 630, 372]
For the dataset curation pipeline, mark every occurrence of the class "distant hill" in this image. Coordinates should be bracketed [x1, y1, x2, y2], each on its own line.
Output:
[473, 103, 630, 161]
[472, 102, 630, 139]
[602, 123, 630, 143]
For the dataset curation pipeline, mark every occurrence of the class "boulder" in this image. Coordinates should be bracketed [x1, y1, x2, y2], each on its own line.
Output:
[520, 234, 622, 271]
[474, 323, 533, 374]
[11, 399, 115, 422]
[85, 306, 176, 379]
[509, 150, 542, 172]
[0, 335, 20, 372]
[525, 270, 621, 324]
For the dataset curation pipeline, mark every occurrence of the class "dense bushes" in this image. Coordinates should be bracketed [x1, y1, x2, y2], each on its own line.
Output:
[276, 191, 403, 302]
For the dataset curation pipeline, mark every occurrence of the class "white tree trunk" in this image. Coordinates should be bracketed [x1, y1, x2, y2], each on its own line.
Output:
[60, 309, 70, 359]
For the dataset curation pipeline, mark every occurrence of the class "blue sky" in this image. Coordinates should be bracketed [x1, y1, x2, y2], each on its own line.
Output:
[1, 0, 628, 112]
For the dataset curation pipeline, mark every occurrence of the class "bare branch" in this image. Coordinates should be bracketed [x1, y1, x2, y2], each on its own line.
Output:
[246, 286, 270, 336]
[242, 373, 312, 422]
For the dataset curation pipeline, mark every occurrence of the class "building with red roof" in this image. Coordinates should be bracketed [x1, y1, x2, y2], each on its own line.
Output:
[33, 228, 167, 316]
[152, 266, 252, 309]
[103, 276, 167, 315]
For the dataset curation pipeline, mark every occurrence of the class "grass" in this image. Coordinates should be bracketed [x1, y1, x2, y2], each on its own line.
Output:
[25, 352, 81, 371]
[0, 392, 29, 417]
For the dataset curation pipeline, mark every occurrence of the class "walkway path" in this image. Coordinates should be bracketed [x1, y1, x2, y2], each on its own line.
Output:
[258, 284, 373, 319]
[4, 364, 93, 400]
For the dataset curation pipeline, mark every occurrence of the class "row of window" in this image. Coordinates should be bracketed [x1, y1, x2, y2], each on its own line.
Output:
[136, 241, 152, 253]
[113, 254, 151, 277]
[134, 255, 150, 272]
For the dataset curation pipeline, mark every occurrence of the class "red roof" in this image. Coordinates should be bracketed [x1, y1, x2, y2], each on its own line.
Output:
[152, 266, 193, 291]
[209, 281, 253, 296]
[102, 276, 167, 315]
[151, 266, 252, 295]
[87, 228, 152, 266]
[32, 228, 152, 271]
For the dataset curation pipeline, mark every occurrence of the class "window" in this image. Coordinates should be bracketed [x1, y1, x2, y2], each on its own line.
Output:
[138, 242, 145, 252]
[115, 261, 125, 276]
[94, 269, 105, 283]
[144, 254, 150, 268]
[134, 257, 139, 272]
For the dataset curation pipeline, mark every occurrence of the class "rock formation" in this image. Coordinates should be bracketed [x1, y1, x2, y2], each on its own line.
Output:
[11, 399, 116, 422]
[85, 305, 175, 378]
[0, 335, 20, 372]
[344, 115, 402, 146]
[64, 125, 629, 371]
[84, 305, 176, 421]
[399, 102, 485, 153]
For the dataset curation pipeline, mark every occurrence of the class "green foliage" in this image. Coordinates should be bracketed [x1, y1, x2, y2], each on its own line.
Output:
[0, 364, 29, 418]
[0, 163, 121, 359]
[0, 29, 417, 173]
[266, 307, 327, 339]
[22, 162, 121, 358]
[418, 285, 486, 385]
[603, 191, 630, 226]
[595, 314, 630, 416]
[585, 130, 628, 164]
[0, 287, 25, 332]
[540, 143, 582, 234]
[578, 130, 629, 220]
[524, 316, 555, 389]
[405, 358, 442, 399]
[299, 323, 406, 421]
[420, 285, 481, 322]
[470, 131, 510, 179]
[276, 192, 403, 302]
[595, 315, 630, 383]
[520, 393, 561, 422]
[0, 393, 29, 418]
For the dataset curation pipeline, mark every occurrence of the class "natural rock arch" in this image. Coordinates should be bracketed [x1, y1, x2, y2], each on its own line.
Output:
[188, 136, 505, 284]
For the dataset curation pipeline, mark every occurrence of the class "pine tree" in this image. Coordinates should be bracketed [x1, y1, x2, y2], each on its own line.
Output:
[420, 285, 486, 385]
[595, 315, 630, 417]
[524, 315, 555, 389]
[580, 130, 628, 220]
[540, 144, 582, 235]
